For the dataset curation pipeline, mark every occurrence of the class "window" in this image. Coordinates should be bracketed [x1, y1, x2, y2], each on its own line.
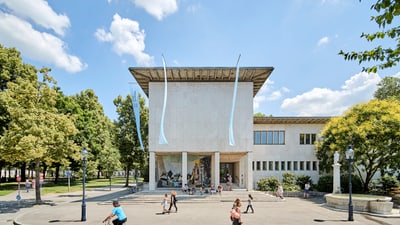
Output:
[287, 161, 292, 171]
[252, 161, 254, 170]
[306, 161, 311, 171]
[294, 161, 298, 171]
[300, 161, 304, 170]
[254, 131, 285, 145]
[269, 161, 273, 171]
[281, 161, 285, 171]
[275, 161, 279, 171]
[254, 131, 261, 144]
[262, 161, 267, 170]
[312, 161, 318, 171]
[299, 133, 317, 145]
[256, 161, 261, 171]
[261, 132, 267, 144]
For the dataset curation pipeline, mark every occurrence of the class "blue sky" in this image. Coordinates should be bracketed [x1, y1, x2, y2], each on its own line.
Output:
[0, 0, 399, 120]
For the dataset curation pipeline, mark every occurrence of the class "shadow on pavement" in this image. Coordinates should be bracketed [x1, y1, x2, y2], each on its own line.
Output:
[314, 219, 348, 222]
[71, 188, 130, 203]
[49, 219, 81, 223]
[0, 199, 54, 214]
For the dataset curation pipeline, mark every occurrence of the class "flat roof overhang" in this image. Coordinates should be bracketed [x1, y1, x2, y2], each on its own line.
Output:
[128, 67, 274, 97]
[254, 116, 332, 124]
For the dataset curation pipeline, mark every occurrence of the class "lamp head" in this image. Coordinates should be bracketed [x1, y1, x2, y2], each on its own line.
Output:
[345, 145, 354, 160]
[81, 147, 88, 160]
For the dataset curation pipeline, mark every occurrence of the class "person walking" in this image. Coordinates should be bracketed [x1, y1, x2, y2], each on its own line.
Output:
[162, 193, 169, 214]
[244, 193, 254, 213]
[25, 180, 30, 193]
[304, 182, 311, 199]
[230, 198, 242, 225]
[277, 184, 284, 199]
[102, 200, 127, 225]
[168, 190, 178, 212]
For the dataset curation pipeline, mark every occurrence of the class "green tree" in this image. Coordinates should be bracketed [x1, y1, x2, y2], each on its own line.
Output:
[0, 45, 39, 177]
[316, 99, 400, 192]
[71, 89, 114, 178]
[253, 112, 266, 117]
[339, 0, 400, 72]
[374, 76, 400, 100]
[114, 94, 148, 186]
[0, 71, 79, 203]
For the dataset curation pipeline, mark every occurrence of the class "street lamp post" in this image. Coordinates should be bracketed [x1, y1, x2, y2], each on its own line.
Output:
[345, 145, 354, 221]
[81, 147, 88, 222]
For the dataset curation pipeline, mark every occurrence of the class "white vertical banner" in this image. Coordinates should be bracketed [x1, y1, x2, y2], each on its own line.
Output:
[129, 85, 144, 150]
[159, 55, 168, 144]
[229, 54, 241, 146]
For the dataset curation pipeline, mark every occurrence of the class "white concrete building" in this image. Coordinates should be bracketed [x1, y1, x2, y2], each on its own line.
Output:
[252, 117, 330, 187]
[129, 67, 329, 190]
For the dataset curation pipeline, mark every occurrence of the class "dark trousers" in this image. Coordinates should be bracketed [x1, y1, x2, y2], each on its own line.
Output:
[112, 218, 127, 225]
[168, 201, 177, 211]
[245, 205, 254, 213]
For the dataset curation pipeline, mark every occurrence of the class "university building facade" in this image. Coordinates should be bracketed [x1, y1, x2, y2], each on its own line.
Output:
[129, 67, 328, 190]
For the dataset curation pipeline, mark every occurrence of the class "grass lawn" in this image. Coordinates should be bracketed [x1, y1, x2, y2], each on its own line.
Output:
[0, 177, 131, 196]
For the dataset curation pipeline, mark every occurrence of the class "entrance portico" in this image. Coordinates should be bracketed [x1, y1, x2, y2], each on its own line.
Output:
[129, 67, 273, 190]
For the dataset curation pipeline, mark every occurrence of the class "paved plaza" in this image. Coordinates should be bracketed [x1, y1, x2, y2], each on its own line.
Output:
[1, 185, 399, 225]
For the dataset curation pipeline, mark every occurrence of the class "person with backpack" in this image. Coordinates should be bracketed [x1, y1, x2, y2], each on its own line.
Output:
[230, 198, 242, 225]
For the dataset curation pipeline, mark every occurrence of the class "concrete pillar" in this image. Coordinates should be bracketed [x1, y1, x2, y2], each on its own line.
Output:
[247, 151, 253, 190]
[214, 151, 220, 187]
[149, 151, 156, 191]
[332, 151, 341, 193]
[182, 151, 187, 187]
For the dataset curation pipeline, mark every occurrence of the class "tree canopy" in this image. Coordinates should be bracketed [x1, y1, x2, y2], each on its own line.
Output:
[374, 76, 400, 100]
[316, 99, 400, 192]
[114, 94, 148, 186]
[0, 69, 79, 203]
[339, 0, 400, 72]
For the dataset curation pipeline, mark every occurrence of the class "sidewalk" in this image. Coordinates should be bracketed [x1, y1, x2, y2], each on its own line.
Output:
[1, 186, 399, 225]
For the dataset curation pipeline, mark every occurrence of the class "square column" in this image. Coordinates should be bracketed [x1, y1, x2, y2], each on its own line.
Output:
[149, 151, 156, 190]
[247, 152, 253, 190]
[182, 151, 187, 187]
[214, 151, 220, 187]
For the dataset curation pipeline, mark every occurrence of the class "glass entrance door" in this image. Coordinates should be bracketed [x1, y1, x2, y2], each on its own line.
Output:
[220, 163, 234, 183]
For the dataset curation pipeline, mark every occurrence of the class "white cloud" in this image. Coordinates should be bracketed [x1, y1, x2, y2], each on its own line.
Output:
[317, 36, 329, 46]
[95, 14, 154, 66]
[133, 0, 178, 20]
[280, 72, 381, 116]
[0, 12, 86, 73]
[253, 79, 290, 111]
[0, 0, 70, 36]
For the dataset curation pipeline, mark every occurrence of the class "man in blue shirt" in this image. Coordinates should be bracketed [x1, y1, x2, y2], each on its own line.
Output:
[103, 200, 127, 225]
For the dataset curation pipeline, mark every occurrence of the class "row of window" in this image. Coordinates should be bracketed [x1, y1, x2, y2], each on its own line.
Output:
[252, 160, 318, 171]
[254, 131, 317, 145]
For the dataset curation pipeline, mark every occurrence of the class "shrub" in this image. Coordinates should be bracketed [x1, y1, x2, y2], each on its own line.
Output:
[282, 172, 296, 185]
[296, 175, 312, 190]
[317, 175, 333, 193]
[379, 174, 400, 193]
[340, 174, 363, 194]
[257, 176, 279, 191]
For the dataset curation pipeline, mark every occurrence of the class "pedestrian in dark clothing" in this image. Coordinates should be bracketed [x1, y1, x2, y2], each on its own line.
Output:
[168, 190, 178, 212]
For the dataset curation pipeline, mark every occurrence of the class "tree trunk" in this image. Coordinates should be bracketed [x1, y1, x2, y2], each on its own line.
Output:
[34, 158, 42, 204]
[124, 166, 130, 187]
[54, 164, 60, 184]
[21, 163, 26, 182]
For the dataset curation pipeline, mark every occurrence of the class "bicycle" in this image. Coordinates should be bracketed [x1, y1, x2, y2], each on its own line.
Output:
[103, 218, 127, 225]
